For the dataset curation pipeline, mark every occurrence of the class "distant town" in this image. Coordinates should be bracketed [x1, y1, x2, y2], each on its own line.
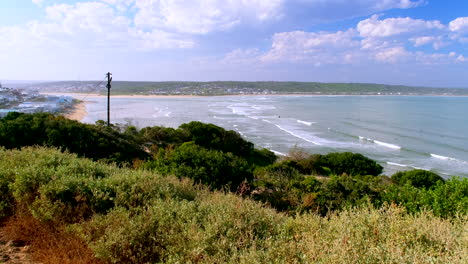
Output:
[13, 81, 468, 96]
[0, 82, 75, 117]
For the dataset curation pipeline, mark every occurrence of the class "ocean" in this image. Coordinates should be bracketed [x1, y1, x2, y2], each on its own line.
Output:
[79, 95, 468, 177]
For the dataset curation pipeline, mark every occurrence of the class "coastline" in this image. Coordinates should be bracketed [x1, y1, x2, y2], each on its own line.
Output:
[64, 101, 88, 121]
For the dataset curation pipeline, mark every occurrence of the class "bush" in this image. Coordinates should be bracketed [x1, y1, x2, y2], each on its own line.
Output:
[0, 112, 149, 164]
[178, 122, 276, 167]
[311, 174, 387, 215]
[316, 152, 383, 176]
[164, 142, 253, 190]
[382, 177, 468, 217]
[391, 169, 444, 189]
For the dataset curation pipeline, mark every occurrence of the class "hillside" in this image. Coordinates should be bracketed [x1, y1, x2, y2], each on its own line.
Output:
[0, 112, 467, 263]
[1, 147, 467, 263]
[24, 81, 468, 96]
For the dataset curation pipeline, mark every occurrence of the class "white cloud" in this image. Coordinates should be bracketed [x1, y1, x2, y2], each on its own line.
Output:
[409, 36, 446, 50]
[410, 36, 434, 46]
[0, 2, 194, 52]
[373, 46, 409, 63]
[133, 0, 284, 34]
[223, 48, 262, 64]
[457, 55, 466, 62]
[256, 13, 466, 66]
[449, 17, 468, 33]
[32, 0, 44, 5]
[261, 29, 359, 63]
[448, 17, 468, 43]
[357, 14, 444, 38]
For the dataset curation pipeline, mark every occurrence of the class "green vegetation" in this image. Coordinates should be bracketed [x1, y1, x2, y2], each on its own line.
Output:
[0, 112, 149, 164]
[391, 169, 445, 189]
[0, 147, 466, 263]
[33, 80, 468, 96]
[0, 112, 467, 263]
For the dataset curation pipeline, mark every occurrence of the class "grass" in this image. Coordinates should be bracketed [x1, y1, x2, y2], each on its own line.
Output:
[0, 147, 467, 263]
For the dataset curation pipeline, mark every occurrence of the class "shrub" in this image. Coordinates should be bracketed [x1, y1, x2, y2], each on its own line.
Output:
[178, 122, 276, 167]
[167, 142, 253, 190]
[0, 112, 149, 164]
[382, 177, 468, 217]
[391, 169, 444, 189]
[316, 152, 383, 176]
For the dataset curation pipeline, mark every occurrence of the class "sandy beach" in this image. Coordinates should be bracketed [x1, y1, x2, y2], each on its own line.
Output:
[64, 101, 88, 121]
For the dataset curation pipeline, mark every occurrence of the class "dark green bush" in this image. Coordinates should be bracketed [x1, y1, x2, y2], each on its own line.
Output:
[162, 142, 253, 190]
[316, 152, 383, 176]
[0, 112, 149, 164]
[179, 122, 253, 156]
[391, 169, 444, 189]
[138, 122, 276, 167]
[178, 122, 276, 167]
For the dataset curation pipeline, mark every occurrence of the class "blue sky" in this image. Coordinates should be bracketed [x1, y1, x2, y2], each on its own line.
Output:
[1, 0, 468, 87]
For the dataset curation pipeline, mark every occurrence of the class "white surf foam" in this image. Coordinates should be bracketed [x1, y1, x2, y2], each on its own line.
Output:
[386, 162, 408, 167]
[262, 119, 272, 124]
[430, 154, 466, 163]
[374, 140, 401, 150]
[297, 120, 314, 126]
[252, 105, 276, 110]
[275, 125, 322, 146]
[359, 136, 401, 150]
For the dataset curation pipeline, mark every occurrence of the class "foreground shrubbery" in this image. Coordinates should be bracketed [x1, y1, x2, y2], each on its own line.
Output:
[1, 113, 466, 218]
[1, 148, 467, 263]
[0, 113, 275, 191]
[0, 112, 149, 164]
[1, 113, 467, 262]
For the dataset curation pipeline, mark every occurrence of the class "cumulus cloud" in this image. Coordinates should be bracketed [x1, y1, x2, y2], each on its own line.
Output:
[133, 0, 284, 34]
[254, 13, 465, 66]
[0, 2, 195, 52]
[357, 15, 444, 38]
[260, 29, 362, 63]
[373, 46, 409, 63]
[449, 17, 468, 33]
[409, 36, 446, 50]
[457, 54, 466, 62]
[448, 17, 468, 43]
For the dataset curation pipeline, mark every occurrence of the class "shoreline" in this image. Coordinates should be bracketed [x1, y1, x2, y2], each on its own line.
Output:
[64, 101, 88, 121]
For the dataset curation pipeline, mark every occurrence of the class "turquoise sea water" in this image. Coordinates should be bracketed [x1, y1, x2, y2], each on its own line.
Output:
[80, 95, 468, 177]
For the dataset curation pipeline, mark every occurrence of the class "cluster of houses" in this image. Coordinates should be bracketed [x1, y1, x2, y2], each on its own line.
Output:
[0, 83, 75, 117]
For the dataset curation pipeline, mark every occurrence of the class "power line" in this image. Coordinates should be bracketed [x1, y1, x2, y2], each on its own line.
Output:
[79, 78, 105, 101]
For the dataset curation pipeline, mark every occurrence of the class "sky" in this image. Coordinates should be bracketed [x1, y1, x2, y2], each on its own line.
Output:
[0, 0, 468, 87]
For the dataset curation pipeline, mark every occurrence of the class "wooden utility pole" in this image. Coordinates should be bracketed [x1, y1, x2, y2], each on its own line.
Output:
[106, 72, 112, 126]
